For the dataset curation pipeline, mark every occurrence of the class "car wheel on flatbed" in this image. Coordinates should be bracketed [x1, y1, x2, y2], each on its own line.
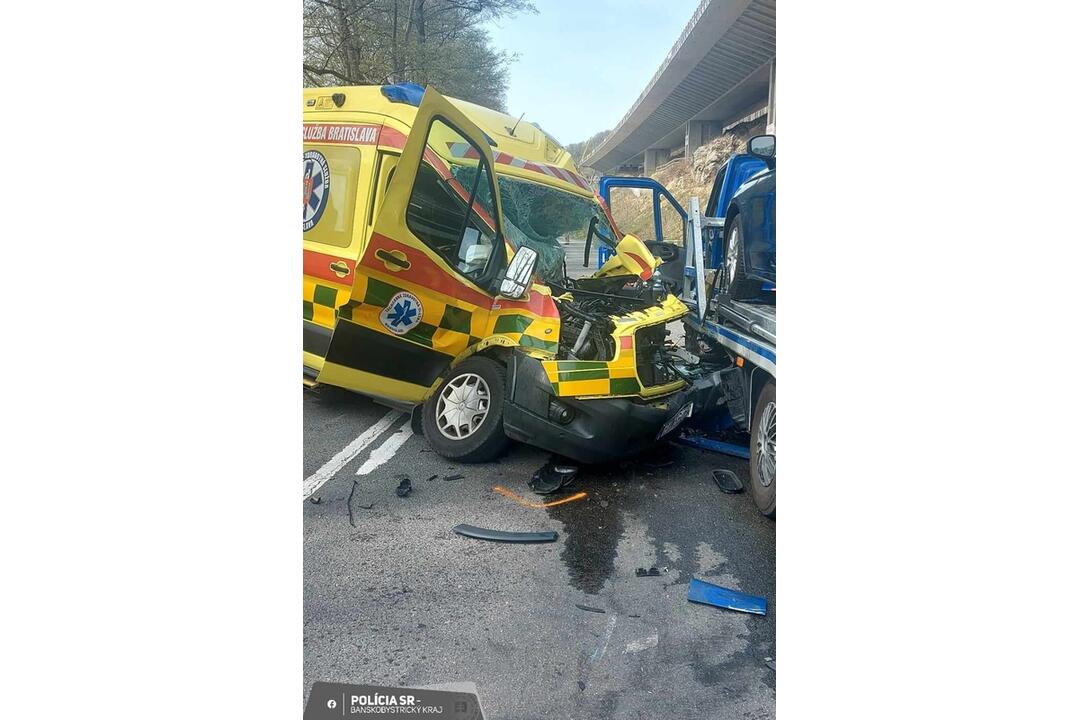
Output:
[422, 355, 511, 463]
[749, 381, 776, 517]
[722, 213, 761, 300]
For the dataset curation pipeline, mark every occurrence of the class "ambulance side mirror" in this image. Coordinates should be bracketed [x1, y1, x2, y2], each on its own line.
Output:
[498, 246, 538, 299]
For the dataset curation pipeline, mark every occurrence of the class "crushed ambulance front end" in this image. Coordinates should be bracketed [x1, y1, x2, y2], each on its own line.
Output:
[501, 245, 702, 465]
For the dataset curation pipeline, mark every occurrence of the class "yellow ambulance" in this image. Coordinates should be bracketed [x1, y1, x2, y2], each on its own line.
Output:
[303, 83, 697, 463]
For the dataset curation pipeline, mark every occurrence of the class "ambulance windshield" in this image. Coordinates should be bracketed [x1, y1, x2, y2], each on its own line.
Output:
[495, 176, 615, 283]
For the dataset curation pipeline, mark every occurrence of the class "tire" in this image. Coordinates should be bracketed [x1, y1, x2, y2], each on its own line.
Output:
[684, 325, 726, 363]
[749, 381, 776, 517]
[721, 213, 760, 300]
[422, 355, 511, 463]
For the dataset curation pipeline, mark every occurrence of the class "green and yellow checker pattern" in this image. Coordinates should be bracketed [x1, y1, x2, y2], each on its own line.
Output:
[543, 293, 690, 400]
[338, 275, 490, 355]
[303, 278, 347, 328]
[484, 302, 560, 356]
[544, 355, 643, 398]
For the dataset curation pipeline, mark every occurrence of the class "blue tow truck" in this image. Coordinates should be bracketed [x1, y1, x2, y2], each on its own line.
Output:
[599, 135, 777, 516]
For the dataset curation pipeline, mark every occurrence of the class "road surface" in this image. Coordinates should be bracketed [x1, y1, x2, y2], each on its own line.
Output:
[304, 384, 775, 719]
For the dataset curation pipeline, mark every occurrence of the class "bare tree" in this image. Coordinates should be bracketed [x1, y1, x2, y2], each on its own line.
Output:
[304, 0, 535, 110]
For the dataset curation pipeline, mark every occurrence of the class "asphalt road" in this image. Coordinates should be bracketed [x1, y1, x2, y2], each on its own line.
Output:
[304, 384, 775, 719]
[562, 238, 597, 279]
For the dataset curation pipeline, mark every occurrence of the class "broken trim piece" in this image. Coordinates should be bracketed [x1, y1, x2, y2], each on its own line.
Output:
[711, 468, 745, 494]
[452, 524, 558, 543]
[687, 577, 767, 616]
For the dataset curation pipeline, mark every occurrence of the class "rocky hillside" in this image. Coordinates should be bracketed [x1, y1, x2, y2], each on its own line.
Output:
[592, 116, 767, 244]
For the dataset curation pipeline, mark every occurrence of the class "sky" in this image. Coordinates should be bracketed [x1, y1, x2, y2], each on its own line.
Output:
[485, 0, 702, 146]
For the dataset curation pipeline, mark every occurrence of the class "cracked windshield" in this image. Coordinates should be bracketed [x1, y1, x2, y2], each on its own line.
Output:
[451, 166, 615, 282]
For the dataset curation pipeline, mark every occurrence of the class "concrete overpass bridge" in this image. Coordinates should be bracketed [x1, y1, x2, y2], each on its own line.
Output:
[582, 0, 776, 175]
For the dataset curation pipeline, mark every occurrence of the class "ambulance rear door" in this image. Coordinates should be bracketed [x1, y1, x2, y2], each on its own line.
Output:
[302, 118, 382, 374]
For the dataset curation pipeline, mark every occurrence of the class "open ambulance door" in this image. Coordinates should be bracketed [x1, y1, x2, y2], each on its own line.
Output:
[318, 88, 508, 405]
[598, 176, 687, 292]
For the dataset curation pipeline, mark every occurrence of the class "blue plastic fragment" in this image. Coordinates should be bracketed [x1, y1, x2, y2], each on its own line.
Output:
[687, 577, 767, 616]
[675, 432, 751, 460]
[381, 82, 425, 106]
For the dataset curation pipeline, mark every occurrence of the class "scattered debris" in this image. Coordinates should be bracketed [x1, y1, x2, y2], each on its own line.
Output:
[628, 614, 641, 618]
[687, 577, 767, 616]
[577, 681, 585, 691]
[635, 567, 661, 577]
[309, 496, 321, 505]
[347, 481, 359, 527]
[357, 503, 374, 510]
[443, 473, 464, 481]
[763, 657, 775, 671]
[452, 524, 558, 543]
[711, 468, 745, 494]
[493, 485, 587, 509]
[395, 477, 412, 497]
[425, 474, 438, 482]
[528, 460, 579, 495]
[575, 604, 606, 614]
[624, 632, 659, 654]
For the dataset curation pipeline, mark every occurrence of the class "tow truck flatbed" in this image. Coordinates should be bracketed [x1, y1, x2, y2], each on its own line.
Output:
[684, 312, 775, 377]
[715, 300, 775, 345]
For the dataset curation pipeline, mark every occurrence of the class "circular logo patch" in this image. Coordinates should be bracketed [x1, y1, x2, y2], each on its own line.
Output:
[379, 291, 424, 335]
[303, 150, 330, 232]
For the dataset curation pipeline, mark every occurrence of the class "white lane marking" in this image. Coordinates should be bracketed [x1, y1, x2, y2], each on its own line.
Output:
[302, 409, 401, 499]
[356, 418, 414, 475]
[624, 631, 659, 654]
[589, 614, 618, 664]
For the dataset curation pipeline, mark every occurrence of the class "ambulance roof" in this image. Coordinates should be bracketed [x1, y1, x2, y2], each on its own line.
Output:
[303, 85, 581, 177]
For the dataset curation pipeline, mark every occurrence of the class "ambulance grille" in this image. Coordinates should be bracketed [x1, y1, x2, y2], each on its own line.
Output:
[635, 324, 673, 387]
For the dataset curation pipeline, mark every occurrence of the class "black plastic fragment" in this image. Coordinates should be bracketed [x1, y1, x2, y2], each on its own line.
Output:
[425, 474, 438, 482]
[347, 481, 359, 527]
[443, 474, 464, 481]
[575, 604, 606, 614]
[396, 477, 412, 497]
[528, 460, 579, 495]
[635, 567, 661, 577]
[711, 469, 745, 494]
[309, 496, 321, 505]
[452, 524, 557, 543]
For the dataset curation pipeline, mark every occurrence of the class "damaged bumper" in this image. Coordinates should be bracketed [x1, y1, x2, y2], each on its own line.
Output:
[504, 352, 719, 465]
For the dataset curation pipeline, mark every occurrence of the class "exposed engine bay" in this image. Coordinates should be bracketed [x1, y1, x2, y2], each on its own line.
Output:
[547, 271, 682, 389]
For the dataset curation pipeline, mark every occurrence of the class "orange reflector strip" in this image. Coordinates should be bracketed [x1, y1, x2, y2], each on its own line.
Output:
[735, 356, 745, 367]
[493, 485, 587, 509]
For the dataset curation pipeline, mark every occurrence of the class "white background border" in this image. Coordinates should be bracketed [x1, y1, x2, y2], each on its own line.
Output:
[4, 1, 1080, 717]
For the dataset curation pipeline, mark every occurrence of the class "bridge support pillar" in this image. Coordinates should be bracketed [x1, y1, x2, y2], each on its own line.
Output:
[685, 120, 707, 161]
[644, 147, 670, 176]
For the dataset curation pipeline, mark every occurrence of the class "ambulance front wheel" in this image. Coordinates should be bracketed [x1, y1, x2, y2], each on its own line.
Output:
[422, 356, 511, 463]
